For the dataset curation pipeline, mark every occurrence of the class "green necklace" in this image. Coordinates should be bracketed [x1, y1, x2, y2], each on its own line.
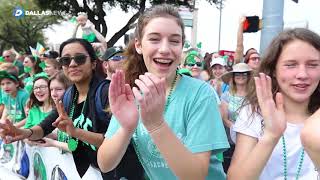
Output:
[57, 90, 87, 152]
[282, 135, 305, 180]
[133, 72, 179, 168]
[164, 72, 178, 112]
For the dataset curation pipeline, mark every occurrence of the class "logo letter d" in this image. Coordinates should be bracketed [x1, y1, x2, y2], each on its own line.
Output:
[15, 9, 23, 17]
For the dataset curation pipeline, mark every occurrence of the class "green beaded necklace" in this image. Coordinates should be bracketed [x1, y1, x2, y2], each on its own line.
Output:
[57, 90, 87, 152]
[282, 135, 305, 180]
[133, 72, 179, 167]
[164, 72, 178, 112]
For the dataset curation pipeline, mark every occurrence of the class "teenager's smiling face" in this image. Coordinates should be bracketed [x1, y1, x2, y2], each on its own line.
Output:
[50, 79, 66, 102]
[61, 43, 95, 83]
[33, 78, 50, 102]
[275, 39, 320, 104]
[135, 17, 183, 79]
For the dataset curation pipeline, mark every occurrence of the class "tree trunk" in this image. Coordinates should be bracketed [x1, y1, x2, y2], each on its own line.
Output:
[107, 0, 146, 47]
[107, 13, 139, 47]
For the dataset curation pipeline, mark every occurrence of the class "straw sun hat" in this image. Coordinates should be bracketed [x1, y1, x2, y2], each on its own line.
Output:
[221, 63, 252, 84]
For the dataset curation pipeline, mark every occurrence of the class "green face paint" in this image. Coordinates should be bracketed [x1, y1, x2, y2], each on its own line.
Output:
[24, 66, 32, 73]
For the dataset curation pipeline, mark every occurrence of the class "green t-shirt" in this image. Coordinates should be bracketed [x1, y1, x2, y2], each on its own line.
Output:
[106, 75, 229, 180]
[23, 76, 33, 94]
[0, 89, 3, 104]
[82, 32, 96, 43]
[2, 89, 29, 122]
[24, 105, 51, 129]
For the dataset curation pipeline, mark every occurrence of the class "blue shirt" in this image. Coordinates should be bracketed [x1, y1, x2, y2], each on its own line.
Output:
[106, 75, 229, 180]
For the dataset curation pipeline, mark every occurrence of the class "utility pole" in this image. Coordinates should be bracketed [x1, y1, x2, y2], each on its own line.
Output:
[190, 0, 198, 47]
[259, 0, 284, 54]
[216, 0, 224, 51]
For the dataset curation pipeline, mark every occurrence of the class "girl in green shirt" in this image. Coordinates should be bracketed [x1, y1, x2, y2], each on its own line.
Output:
[24, 75, 53, 129]
[0, 71, 28, 128]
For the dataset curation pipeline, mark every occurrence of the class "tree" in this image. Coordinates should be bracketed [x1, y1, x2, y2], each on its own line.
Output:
[35, 0, 219, 47]
[0, 0, 61, 53]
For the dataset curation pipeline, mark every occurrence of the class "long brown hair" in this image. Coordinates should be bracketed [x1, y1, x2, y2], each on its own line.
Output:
[123, 4, 186, 87]
[203, 52, 213, 78]
[245, 28, 320, 114]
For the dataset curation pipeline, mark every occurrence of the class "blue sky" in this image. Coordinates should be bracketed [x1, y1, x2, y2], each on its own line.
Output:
[44, 0, 320, 54]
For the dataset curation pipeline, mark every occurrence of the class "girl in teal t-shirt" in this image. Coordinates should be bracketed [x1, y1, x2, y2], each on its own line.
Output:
[0, 71, 29, 128]
[24, 75, 53, 129]
[98, 4, 229, 180]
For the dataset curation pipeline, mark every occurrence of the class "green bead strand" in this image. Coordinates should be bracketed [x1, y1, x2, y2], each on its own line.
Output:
[282, 136, 305, 180]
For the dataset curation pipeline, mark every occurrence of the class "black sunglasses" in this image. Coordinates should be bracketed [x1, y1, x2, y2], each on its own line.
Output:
[234, 72, 250, 76]
[186, 62, 203, 67]
[58, 54, 88, 67]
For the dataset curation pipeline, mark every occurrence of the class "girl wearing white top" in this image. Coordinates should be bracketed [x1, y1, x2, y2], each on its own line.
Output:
[228, 28, 320, 180]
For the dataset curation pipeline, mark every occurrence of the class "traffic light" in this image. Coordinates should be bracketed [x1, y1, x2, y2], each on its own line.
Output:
[243, 16, 260, 33]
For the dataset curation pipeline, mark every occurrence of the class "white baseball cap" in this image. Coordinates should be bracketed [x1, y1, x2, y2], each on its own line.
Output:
[210, 57, 226, 67]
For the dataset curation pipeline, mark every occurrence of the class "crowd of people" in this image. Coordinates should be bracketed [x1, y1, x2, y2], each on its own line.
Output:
[0, 3, 319, 180]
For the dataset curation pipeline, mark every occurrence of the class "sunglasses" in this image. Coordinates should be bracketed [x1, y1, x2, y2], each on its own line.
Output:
[58, 54, 88, 67]
[249, 57, 260, 61]
[186, 62, 202, 67]
[234, 72, 250, 76]
[109, 55, 125, 61]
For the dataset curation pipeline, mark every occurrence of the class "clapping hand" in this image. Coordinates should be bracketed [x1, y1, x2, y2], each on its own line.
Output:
[132, 72, 167, 131]
[109, 70, 139, 133]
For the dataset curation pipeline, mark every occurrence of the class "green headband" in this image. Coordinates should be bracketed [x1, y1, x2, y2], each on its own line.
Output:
[185, 50, 201, 64]
[0, 71, 18, 82]
[33, 72, 49, 81]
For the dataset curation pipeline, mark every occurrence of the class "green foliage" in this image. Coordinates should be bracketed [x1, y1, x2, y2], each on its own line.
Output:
[0, 0, 61, 53]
